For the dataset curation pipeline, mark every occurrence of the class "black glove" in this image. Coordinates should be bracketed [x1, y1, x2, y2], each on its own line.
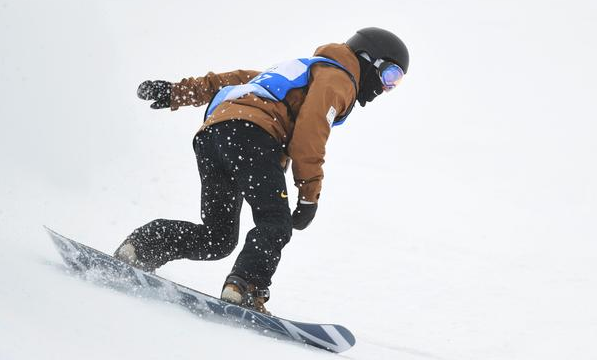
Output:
[137, 80, 172, 109]
[292, 201, 318, 230]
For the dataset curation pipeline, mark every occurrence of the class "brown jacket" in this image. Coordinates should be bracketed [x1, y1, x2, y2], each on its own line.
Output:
[170, 43, 360, 203]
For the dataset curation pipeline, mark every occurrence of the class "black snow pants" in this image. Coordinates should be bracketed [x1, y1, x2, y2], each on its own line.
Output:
[128, 120, 292, 289]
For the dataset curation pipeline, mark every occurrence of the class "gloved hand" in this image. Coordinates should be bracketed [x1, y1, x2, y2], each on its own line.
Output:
[292, 200, 318, 230]
[137, 80, 172, 109]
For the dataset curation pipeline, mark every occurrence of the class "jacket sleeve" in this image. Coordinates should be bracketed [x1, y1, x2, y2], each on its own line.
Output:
[170, 69, 260, 110]
[288, 65, 357, 203]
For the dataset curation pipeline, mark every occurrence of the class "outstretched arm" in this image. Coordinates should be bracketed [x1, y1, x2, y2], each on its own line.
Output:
[171, 70, 260, 110]
[137, 70, 260, 110]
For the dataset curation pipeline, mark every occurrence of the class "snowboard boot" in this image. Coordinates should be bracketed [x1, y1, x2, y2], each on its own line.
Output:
[221, 275, 271, 315]
[114, 236, 171, 272]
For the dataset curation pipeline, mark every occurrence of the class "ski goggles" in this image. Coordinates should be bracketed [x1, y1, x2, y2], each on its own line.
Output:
[376, 61, 404, 91]
[360, 53, 405, 91]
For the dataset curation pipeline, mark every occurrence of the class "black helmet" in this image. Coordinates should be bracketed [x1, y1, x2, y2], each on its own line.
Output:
[346, 27, 409, 73]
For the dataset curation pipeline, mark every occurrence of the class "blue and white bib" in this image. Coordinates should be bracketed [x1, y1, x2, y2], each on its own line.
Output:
[205, 56, 356, 127]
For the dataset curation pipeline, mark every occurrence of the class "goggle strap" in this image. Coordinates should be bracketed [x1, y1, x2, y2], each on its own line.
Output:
[358, 52, 385, 69]
[359, 52, 372, 62]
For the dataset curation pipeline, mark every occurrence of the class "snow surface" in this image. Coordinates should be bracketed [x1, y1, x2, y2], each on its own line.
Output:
[1, 0, 597, 359]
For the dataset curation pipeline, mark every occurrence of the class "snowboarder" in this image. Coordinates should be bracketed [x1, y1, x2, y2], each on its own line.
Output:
[114, 27, 409, 314]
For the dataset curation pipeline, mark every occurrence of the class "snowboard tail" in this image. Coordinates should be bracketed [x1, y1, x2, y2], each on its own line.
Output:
[45, 227, 355, 353]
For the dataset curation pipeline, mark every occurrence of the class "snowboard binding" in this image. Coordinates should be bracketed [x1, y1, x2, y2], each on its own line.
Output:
[221, 275, 271, 315]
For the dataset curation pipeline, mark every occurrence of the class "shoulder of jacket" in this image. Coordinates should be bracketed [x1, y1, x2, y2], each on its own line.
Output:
[310, 63, 354, 84]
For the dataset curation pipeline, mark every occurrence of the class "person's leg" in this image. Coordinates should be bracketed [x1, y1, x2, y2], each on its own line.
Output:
[187, 127, 244, 260]
[212, 121, 292, 308]
[114, 128, 243, 271]
[230, 154, 292, 289]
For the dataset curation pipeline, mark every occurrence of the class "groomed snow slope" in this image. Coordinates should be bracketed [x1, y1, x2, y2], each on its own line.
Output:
[1, 0, 596, 359]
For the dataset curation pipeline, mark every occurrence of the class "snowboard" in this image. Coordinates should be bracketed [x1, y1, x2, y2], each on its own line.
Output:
[45, 227, 355, 353]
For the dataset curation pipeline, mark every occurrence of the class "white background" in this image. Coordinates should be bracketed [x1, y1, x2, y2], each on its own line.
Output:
[1, 0, 596, 359]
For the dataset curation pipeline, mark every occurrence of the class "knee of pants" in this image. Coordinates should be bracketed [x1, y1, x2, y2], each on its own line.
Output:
[182, 223, 239, 261]
[208, 233, 239, 258]
[207, 222, 240, 253]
